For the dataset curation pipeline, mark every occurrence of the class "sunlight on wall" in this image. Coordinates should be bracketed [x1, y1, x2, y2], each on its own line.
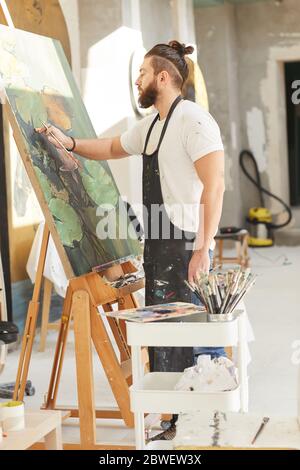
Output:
[81, 26, 144, 213]
[82, 26, 143, 135]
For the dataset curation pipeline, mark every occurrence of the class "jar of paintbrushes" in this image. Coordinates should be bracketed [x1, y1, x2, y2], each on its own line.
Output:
[185, 267, 256, 321]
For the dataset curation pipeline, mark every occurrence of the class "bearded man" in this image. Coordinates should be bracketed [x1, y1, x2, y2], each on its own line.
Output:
[36, 40, 225, 373]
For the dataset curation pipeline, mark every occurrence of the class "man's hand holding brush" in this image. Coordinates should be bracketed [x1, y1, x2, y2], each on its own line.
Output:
[35, 124, 75, 151]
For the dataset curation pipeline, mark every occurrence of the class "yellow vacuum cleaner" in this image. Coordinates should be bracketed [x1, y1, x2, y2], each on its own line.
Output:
[239, 150, 292, 247]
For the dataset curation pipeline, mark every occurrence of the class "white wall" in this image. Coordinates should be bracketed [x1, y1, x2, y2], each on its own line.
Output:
[77, 0, 144, 214]
[59, 0, 81, 88]
[195, 0, 300, 226]
[194, 3, 242, 226]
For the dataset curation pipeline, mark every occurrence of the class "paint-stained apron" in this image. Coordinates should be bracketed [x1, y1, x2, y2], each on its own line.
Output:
[142, 96, 196, 372]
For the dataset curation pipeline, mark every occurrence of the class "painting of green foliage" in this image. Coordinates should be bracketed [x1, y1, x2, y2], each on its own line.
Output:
[0, 25, 141, 277]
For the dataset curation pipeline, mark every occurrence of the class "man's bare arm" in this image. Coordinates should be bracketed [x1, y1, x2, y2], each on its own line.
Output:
[72, 135, 129, 160]
[188, 150, 225, 281]
[35, 125, 129, 160]
[194, 150, 225, 252]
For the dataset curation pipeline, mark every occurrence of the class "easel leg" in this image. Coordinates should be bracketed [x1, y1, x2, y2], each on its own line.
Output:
[13, 226, 50, 401]
[243, 235, 250, 267]
[90, 304, 134, 427]
[118, 294, 138, 361]
[45, 285, 73, 409]
[103, 294, 138, 363]
[103, 304, 131, 361]
[72, 290, 96, 449]
[236, 240, 241, 265]
[39, 278, 53, 352]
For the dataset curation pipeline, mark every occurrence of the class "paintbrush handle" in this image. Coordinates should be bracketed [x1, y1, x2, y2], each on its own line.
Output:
[211, 293, 219, 314]
[226, 292, 241, 313]
[228, 279, 256, 313]
[184, 281, 207, 307]
[206, 296, 214, 314]
[219, 287, 232, 313]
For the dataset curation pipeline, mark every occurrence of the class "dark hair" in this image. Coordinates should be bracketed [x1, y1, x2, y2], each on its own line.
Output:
[145, 40, 194, 89]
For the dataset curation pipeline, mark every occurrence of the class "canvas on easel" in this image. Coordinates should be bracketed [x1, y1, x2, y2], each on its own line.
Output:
[0, 25, 141, 279]
[0, 24, 144, 449]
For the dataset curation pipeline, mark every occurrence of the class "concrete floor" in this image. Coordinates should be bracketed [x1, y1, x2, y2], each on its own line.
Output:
[1, 245, 299, 446]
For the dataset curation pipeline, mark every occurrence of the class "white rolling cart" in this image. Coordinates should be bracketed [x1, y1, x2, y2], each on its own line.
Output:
[126, 309, 248, 450]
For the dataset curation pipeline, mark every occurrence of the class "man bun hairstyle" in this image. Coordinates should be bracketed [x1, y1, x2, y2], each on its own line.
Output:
[145, 40, 194, 89]
[168, 40, 194, 57]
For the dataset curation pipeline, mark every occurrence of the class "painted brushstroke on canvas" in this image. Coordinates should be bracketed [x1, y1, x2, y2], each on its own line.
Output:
[0, 25, 141, 277]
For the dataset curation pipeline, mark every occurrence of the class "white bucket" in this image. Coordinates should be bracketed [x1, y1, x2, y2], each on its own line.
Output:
[0, 401, 25, 432]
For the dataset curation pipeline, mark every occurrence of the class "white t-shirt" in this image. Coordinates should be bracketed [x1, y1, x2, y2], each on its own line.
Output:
[121, 99, 224, 235]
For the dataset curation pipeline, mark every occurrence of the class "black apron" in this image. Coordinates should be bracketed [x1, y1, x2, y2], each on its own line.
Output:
[142, 96, 196, 372]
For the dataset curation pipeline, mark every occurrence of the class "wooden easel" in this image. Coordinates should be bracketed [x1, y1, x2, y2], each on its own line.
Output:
[3, 88, 146, 450]
[13, 224, 145, 449]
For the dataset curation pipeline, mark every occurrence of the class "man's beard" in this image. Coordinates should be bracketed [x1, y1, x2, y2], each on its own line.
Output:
[138, 81, 158, 108]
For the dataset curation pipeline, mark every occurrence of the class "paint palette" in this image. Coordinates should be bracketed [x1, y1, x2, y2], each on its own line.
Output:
[101, 302, 205, 323]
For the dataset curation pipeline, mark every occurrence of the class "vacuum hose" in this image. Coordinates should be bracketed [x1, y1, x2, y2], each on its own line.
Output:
[239, 150, 292, 229]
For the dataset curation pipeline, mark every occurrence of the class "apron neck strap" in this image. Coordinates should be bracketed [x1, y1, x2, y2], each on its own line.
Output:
[142, 113, 160, 155]
[156, 95, 182, 151]
[143, 95, 182, 155]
